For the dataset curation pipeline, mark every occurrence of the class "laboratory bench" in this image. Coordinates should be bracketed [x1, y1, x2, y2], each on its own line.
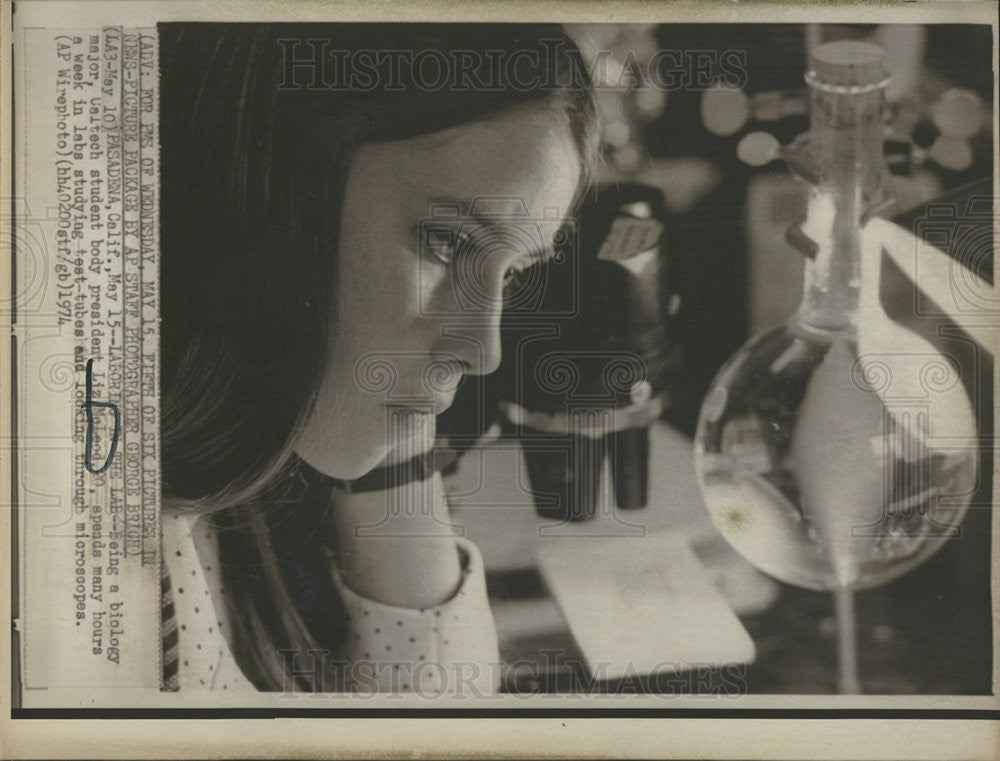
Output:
[446, 420, 993, 695]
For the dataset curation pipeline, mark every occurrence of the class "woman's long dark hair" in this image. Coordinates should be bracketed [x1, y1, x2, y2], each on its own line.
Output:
[160, 22, 599, 690]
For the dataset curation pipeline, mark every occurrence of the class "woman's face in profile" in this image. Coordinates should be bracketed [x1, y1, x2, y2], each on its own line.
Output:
[295, 104, 582, 478]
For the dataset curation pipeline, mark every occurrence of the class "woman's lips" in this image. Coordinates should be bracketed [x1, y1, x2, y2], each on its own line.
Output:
[377, 359, 463, 416]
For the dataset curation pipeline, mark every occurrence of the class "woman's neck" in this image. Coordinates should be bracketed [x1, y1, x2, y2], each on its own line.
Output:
[329, 471, 463, 609]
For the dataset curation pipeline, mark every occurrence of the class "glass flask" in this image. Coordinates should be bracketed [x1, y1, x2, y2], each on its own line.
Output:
[693, 41, 978, 594]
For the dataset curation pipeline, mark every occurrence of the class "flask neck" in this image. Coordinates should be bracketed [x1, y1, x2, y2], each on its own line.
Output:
[799, 84, 888, 332]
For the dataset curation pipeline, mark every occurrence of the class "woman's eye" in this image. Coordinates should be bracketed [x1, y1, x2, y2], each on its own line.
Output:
[423, 225, 544, 298]
[425, 229, 473, 266]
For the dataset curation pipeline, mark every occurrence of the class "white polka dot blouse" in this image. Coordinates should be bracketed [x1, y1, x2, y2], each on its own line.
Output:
[161, 510, 500, 695]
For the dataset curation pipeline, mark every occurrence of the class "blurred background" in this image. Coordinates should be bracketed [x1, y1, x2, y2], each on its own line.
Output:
[441, 23, 994, 695]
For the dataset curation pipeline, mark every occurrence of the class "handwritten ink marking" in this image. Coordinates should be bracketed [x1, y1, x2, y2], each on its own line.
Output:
[83, 358, 121, 474]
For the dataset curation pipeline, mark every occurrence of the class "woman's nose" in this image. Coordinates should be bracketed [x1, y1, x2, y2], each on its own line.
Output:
[465, 314, 504, 376]
[438, 309, 503, 377]
[439, 267, 506, 376]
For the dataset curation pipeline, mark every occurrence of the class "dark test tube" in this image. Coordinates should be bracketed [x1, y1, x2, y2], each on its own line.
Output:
[611, 426, 650, 510]
[523, 432, 604, 522]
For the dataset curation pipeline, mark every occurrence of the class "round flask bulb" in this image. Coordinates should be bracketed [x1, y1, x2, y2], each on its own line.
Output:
[693, 324, 977, 591]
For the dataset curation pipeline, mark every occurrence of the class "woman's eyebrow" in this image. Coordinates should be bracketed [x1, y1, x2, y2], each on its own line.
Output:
[422, 195, 542, 226]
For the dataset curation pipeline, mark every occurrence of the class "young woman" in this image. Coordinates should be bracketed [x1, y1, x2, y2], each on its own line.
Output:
[159, 23, 599, 693]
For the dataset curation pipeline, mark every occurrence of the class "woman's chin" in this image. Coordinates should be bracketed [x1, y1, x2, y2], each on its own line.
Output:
[294, 408, 436, 478]
[378, 416, 437, 467]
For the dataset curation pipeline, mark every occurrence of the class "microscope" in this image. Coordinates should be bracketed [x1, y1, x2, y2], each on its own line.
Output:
[492, 182, 681, 522]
